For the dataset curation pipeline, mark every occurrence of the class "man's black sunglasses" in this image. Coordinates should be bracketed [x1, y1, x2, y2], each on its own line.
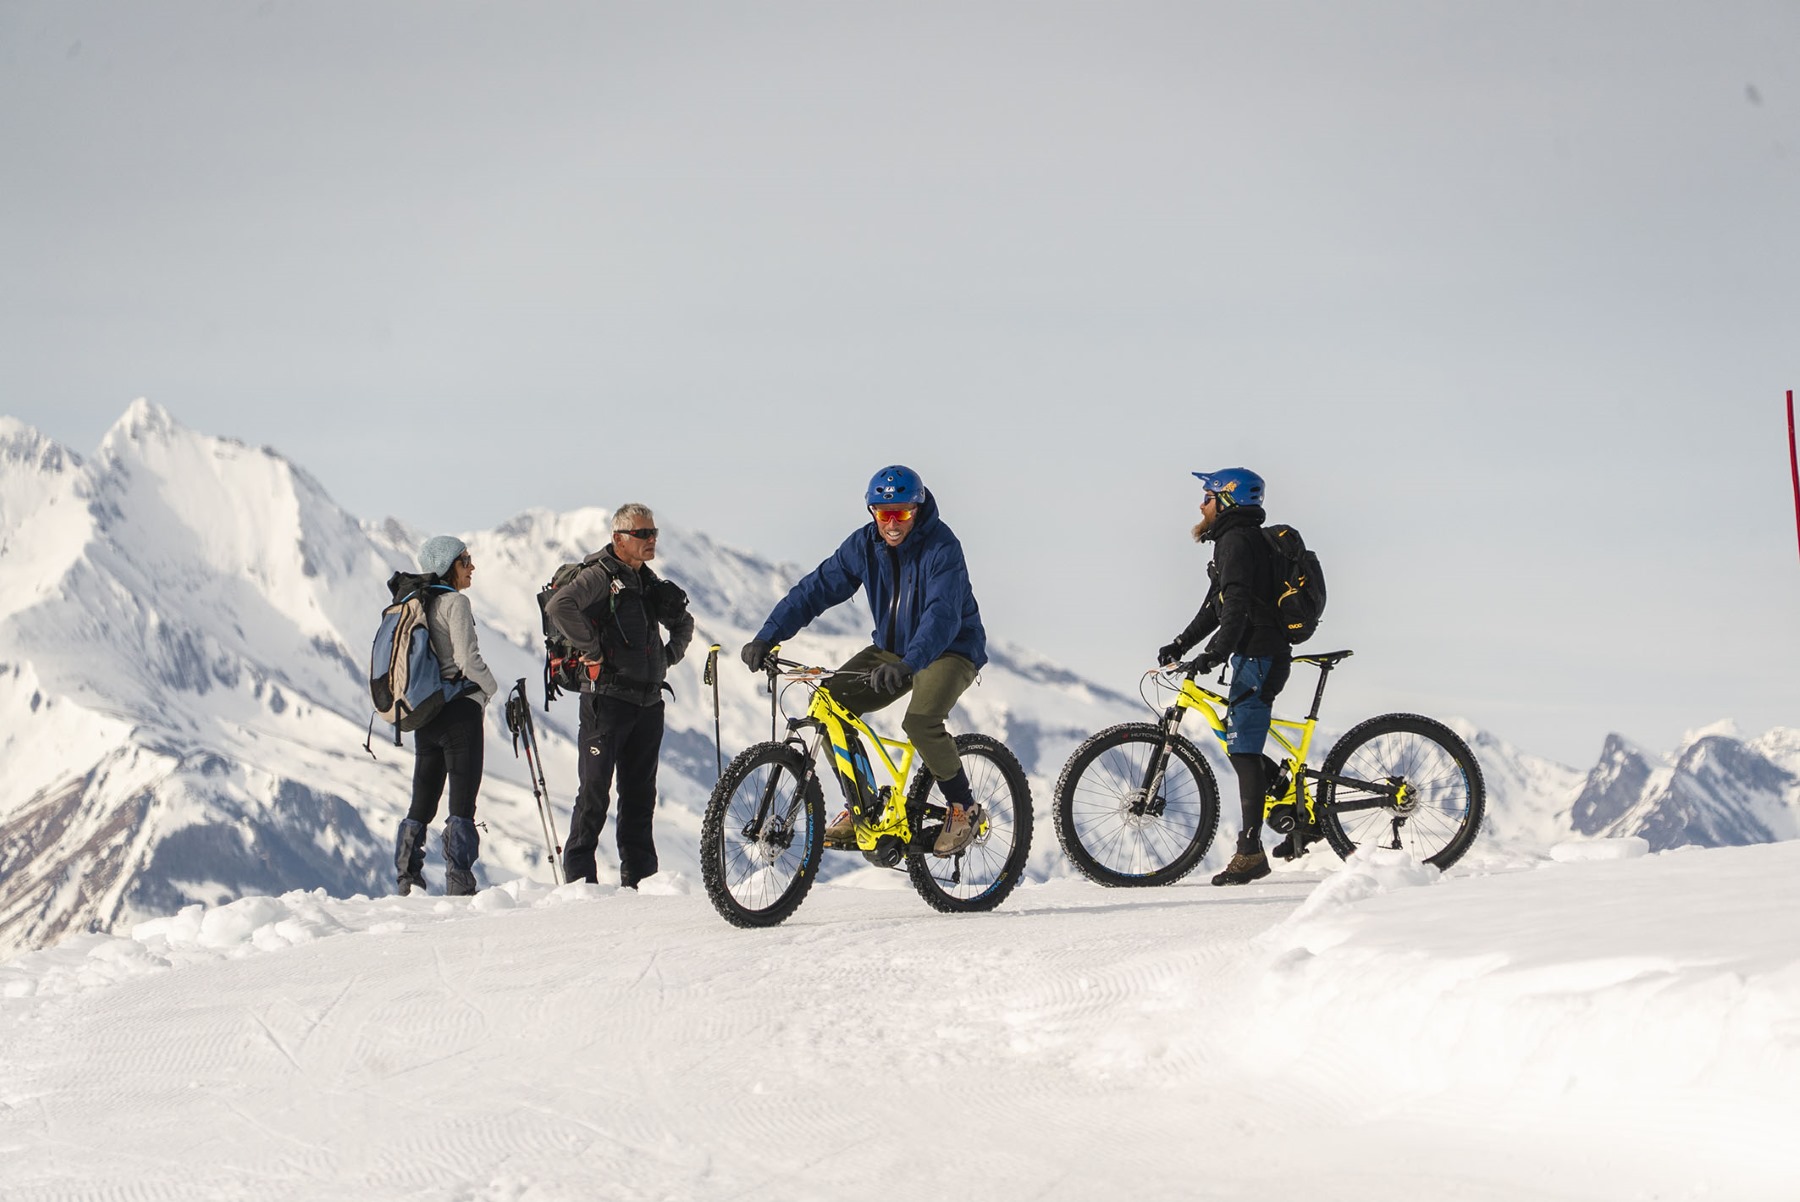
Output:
[619, 527, 659, 540]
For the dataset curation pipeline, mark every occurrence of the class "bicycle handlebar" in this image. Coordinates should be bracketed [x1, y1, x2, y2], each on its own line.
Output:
[762, 656, 871, 683]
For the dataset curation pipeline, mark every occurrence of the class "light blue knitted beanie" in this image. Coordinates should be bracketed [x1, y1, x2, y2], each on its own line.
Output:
[417, 535, 467, 577]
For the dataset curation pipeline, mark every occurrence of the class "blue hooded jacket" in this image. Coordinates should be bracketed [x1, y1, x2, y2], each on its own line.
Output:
[755, 490, 987, 671]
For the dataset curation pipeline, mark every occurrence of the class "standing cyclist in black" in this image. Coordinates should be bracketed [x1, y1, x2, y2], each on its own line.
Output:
[1157, 468, 1294, 885]
[545, 503, 694, 888]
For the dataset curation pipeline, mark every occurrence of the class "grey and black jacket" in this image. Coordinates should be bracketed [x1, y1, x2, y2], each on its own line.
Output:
[544, 546, 695, 706]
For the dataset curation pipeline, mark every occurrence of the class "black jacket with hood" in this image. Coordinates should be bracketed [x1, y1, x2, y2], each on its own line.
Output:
[1172, 504, 1288, 662]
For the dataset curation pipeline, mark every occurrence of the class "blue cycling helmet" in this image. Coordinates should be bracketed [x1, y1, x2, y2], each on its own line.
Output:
[866, 465, 926, 506]
[1191, 467, 1265, 507]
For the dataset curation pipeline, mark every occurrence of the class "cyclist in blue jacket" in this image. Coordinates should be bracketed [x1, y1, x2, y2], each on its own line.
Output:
[741, 466, 987, 855]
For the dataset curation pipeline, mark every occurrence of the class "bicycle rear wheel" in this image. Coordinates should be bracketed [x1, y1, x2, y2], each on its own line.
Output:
[1317, 713, 1485, 869]
[905, 733, 1033, 913]
[1053, 723, 1220, 887]
[700, 742, 825, 928]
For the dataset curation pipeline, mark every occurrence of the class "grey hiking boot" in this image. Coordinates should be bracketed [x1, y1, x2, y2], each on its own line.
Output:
[933, 803, 982, 856]
[395, 818, 428, 896]
[823, 809, 856, 850]
[442, 816, 481, 897]
[1211, 849, 1271, 886]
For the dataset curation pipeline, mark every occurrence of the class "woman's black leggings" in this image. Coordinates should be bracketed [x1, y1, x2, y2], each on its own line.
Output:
[408, 696, 484, 823]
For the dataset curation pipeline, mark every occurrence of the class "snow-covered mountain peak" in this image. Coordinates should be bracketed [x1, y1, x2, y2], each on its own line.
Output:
[99, 396, 184, 451]
[0, 419, 95, 620]
[1750, 728, 1800, 778]
[1682, 717, 1741, 745]
[0, 416, 80, 474]
[488, 504, 614, 547]
[0, 417, 82, 524]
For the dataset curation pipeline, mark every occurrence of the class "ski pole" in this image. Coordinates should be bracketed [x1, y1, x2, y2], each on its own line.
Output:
[703, 643, 723, 779]
[506, 679, 565, 885]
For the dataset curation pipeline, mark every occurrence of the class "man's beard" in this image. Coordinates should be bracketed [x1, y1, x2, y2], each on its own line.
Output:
[1191, 516, 1213, 542]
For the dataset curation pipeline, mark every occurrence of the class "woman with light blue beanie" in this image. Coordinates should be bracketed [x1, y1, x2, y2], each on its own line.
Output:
[394, 534, 500, 896]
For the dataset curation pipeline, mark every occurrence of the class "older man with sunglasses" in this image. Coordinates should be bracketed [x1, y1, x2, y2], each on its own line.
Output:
[741, 465, 988, 855]
[545, 503, 694, 888]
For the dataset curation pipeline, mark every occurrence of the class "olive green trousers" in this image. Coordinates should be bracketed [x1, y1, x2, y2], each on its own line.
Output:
[827, 645, 977, 781]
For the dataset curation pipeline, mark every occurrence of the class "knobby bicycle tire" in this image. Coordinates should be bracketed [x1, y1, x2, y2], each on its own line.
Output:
[905, 733, 1034, 913]
[1053, 722, 1221, 887]
[700, 742, 826, 928]
[1317, 713, 1485, 869]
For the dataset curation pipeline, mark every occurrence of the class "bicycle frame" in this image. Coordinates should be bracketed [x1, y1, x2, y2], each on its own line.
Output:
[1172, 677, 1319, 819]
[1156, 653, 1411, 825]
[767, 667, 922, 853]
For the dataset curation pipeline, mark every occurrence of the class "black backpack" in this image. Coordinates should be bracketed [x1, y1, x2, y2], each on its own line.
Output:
[537, 551, 614, 705]
[1263, 525, 1326, 644]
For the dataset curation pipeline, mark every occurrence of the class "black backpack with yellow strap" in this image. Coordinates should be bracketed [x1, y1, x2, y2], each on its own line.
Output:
[1262, 525, 1326, 644]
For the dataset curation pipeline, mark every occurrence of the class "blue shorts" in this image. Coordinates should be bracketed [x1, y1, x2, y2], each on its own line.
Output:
[1223, 654, 1284, 755]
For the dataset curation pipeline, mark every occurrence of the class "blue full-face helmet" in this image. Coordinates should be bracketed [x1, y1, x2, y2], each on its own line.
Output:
[866, 465, 926, 506]
[1191, 467, 1265, 508]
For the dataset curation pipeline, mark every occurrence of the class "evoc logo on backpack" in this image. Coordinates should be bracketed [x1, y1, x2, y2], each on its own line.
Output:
[1263, 525, 1326, 644]
[370, 574, 464, 732]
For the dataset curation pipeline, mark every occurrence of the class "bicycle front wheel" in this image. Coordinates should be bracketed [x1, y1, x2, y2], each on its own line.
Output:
[905, 733, 1034, 914]
[1053, 723, 1220, 887]
[700, 742, 826, 928]
[1317, 713, 1485, 870]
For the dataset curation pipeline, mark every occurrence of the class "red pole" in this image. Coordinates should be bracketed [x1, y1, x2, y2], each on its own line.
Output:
[1790, 389, 1800, 562]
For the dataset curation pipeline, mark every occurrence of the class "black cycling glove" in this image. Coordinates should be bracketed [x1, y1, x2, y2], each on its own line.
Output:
[740, 639, 773, 673]
[868, 660, 913, 695]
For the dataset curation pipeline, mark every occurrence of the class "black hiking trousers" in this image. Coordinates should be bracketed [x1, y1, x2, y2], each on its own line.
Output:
[408, 695, 484, 824]
[566, 694, 664, 887]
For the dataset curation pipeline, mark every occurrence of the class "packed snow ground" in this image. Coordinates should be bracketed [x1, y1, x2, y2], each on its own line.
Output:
[4, 839, 1799, 1201]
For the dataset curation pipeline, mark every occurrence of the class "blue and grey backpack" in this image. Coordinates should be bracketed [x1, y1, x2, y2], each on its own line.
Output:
[369, 571, 466, 738]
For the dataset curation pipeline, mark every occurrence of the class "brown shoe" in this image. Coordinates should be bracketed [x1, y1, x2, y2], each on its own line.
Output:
[823, 809, 856, 850]
[933, 803, 982, 856]
[1211, 850, 1271, 886]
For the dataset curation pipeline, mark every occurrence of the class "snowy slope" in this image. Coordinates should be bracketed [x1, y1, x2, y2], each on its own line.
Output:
[2, 840, 1797, 1200]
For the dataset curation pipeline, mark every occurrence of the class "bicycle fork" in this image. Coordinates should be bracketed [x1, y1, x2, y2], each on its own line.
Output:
[1132, 707, 1188, 817]
[738, 724, 821, 850]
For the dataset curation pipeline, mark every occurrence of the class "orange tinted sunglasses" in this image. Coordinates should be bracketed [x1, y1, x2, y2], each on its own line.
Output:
[870, 505, 917, 524]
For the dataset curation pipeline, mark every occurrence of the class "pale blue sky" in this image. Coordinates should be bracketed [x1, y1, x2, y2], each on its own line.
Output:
[3, 1, 1796, 765]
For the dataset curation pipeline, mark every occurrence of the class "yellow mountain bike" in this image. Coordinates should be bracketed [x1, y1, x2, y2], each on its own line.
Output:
[700, 655, 1034, 928]
[1053, 650, 1485, 886]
